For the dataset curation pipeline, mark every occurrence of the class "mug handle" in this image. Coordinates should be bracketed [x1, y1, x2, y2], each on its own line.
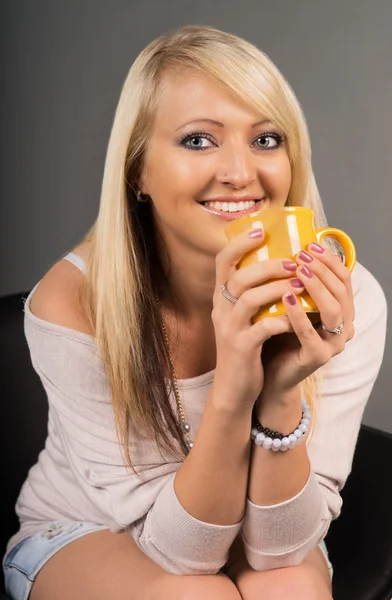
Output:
[315, 228, 356, 272]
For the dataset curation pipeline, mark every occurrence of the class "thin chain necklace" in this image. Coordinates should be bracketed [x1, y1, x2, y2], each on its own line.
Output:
[154, 292, 193, 452]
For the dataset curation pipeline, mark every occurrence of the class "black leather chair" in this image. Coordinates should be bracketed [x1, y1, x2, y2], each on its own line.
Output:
[1, 290, 392, 599]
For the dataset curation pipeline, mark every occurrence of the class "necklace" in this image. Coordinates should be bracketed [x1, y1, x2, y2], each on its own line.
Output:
[154, 293, 193, 452]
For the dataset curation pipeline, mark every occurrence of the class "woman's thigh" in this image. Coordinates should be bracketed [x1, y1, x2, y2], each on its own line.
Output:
[28, 528, 241, 600]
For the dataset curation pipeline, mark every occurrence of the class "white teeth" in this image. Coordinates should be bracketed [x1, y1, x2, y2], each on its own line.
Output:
[203, 200, 258, 212]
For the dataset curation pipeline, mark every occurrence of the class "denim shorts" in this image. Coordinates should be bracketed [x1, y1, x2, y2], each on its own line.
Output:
[3, 522, 110, 600]
[3, 521, 333, 599]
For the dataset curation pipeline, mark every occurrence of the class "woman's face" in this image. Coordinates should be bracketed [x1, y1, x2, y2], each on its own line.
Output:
[140, 70, 292, 258]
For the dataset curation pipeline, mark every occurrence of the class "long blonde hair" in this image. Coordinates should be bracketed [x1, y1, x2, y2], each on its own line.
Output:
[78, 25, 336, 472]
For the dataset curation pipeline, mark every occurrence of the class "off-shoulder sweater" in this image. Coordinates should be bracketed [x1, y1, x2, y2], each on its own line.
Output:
[3, 254, 388, 574]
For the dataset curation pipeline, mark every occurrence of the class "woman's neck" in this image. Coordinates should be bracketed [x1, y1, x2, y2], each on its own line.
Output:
[158, 241, 217, 324]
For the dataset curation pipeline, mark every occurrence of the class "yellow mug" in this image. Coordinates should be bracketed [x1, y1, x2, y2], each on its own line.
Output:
[225, 206, 356, 324]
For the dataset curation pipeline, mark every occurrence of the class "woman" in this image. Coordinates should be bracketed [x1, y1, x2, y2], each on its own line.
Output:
[2, 25, 387, 600]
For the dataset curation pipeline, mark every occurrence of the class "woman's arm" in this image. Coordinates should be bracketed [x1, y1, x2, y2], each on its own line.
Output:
[139, 387, 253, 575]
[240, 262, 387, 571]
[24, 267, 254, 576]
[248, 386, 310, 507]
[173, 384, 252, 526]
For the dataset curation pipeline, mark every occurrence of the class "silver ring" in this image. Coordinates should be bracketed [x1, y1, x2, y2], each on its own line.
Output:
[221, 281, 239, 304]
[321, 319, 344, 335]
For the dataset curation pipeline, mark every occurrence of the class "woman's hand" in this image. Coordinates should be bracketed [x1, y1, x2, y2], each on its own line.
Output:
[260, 243, 356, 399]
[212, 226, 306, 412]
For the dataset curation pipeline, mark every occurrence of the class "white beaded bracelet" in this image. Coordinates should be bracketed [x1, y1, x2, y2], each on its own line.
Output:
[251, 398, 311, 452]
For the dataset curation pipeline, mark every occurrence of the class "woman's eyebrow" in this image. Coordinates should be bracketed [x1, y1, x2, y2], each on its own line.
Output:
[175, 118, 272, 131]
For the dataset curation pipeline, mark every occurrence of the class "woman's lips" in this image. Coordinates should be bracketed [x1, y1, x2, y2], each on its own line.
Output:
[198, 198, 267, 221]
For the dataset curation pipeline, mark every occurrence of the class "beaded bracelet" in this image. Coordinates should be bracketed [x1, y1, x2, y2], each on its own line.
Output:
[251, 398, 311, 452]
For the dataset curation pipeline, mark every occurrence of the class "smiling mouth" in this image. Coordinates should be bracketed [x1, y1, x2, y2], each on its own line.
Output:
[197, 198, 267, 220]
[199, 199, 262, 212]
[197, 198, 266, 219]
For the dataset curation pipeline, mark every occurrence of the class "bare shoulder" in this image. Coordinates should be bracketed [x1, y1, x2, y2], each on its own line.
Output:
[29, 241, 93, 335]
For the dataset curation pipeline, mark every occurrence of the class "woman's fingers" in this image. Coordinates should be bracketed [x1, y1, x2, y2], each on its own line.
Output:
[215, 226, 306, 317]
[215, 231, 354, 348]
[248, 314, 294, 350]
[230, 277, 305, 327]
[306, 244, 355, 323]
[214, 226, 265, 305]
[280, 293, 332, 368]
[226, 258, 301, 297]
[295, 248, 354, 341]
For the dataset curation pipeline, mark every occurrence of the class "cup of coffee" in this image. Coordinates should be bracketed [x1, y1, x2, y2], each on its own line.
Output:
[225, 206, 356, 324]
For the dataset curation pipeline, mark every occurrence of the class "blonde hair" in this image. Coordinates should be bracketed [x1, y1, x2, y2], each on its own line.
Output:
[78, 25, 337, 472]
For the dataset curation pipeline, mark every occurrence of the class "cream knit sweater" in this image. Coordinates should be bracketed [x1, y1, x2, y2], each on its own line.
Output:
[4, 256, 387, 574]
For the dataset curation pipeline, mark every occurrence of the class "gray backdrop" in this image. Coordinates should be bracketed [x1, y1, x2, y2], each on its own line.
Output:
[1, 1, 391, 432]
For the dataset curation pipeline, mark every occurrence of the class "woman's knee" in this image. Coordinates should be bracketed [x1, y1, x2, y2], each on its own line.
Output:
[157, 571, 242, 600]
[235, 564, 333, 600]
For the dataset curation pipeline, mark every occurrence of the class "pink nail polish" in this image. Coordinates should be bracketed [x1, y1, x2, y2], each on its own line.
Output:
[299, 265, 313, 278]
[248, 228, 263, 239]
[286, 292, 297, 306]
[282, 260, 297, 271]
[290, 278, 305, 288]
[309, 242, 324, 253]
[298, 250, 313, 263]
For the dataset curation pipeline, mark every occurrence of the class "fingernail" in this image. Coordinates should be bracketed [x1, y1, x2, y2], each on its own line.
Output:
[282, 260, 297, 271]
[248, 228, 263, 239]
[309, 242, 324, 253]
[299, 265, 313, 278]
[298, 250, 313, 263]
[290, 278, 305, 288]
[285, 292, 297, 306]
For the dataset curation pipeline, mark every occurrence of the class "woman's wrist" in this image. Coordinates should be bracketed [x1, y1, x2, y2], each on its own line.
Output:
[256, 386, 303, 435]
[211, 370, 258, 418]
[208, 387, 254, 420]
[259, 383, 302, 408]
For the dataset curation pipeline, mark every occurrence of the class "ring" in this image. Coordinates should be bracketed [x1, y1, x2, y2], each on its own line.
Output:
[221, 281, 239, 304]
[320, 319, 344, 335]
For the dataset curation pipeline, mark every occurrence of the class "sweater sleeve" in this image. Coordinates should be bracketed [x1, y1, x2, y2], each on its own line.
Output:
[241, 262, 388, 571]
[23, 301, 242, 576]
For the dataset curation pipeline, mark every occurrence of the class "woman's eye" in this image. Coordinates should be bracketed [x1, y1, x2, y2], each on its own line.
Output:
[254, 133, 282, 150]
[181, 134, 214, 151]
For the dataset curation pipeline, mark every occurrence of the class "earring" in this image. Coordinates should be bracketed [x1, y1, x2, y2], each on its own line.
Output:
[136, 190, 148, 203]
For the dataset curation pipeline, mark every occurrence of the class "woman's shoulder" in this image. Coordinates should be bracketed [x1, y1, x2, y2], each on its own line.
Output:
[28, 241, 93, 337]
[351, 261, 387, 320]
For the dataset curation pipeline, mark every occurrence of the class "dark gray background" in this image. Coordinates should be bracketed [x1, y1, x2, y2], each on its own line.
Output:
[1, 1, 391, 432]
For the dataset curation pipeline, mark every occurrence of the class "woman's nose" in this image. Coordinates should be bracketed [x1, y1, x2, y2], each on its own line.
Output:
[216, 147, 257, 189]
